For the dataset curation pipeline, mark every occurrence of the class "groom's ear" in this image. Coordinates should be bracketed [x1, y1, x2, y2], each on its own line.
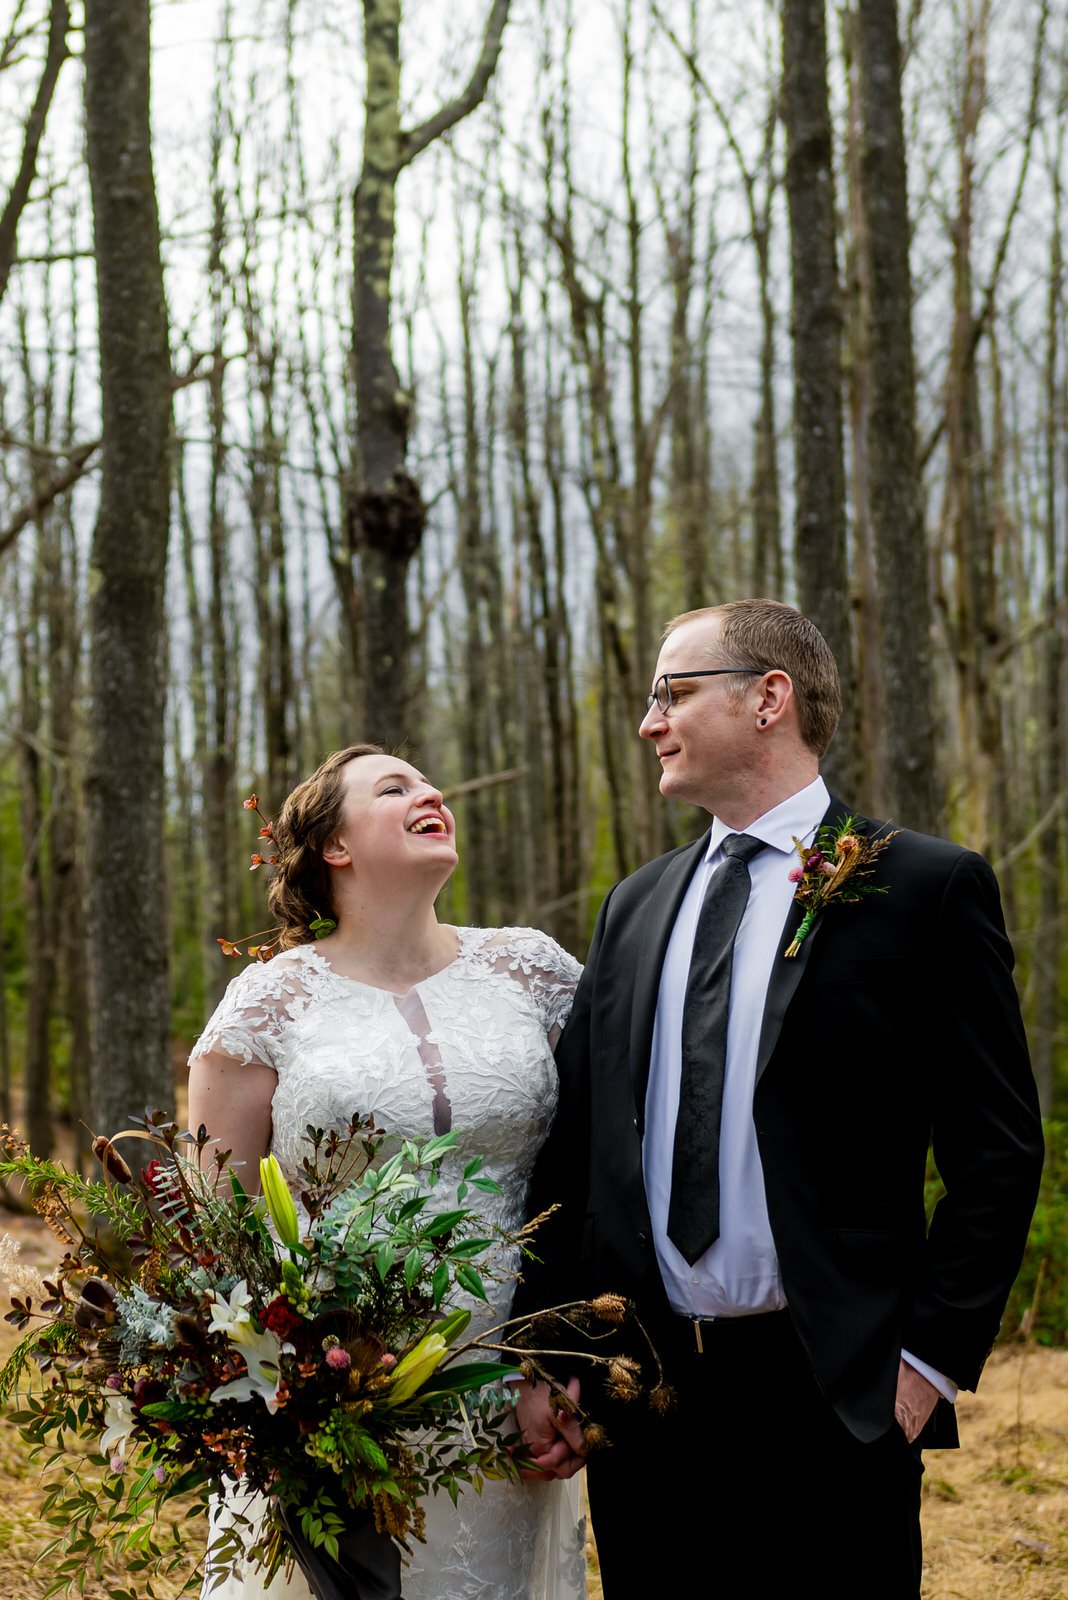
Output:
[755, 668, 794, 727]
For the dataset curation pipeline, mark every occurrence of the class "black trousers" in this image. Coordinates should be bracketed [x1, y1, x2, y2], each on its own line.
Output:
[586, 1310, 924, 1600]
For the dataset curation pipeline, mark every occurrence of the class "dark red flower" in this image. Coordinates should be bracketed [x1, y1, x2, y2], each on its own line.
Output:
[132, 1376, 167, 1411]
[261, 1297, 303, 1339]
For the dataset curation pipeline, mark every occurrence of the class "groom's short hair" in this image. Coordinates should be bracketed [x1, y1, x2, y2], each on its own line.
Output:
[664, 598, 842, 758]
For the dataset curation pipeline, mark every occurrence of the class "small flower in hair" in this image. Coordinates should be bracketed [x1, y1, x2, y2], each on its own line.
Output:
[243, 794, 258, 810]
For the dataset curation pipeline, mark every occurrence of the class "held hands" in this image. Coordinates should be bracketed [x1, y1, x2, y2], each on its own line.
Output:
[894, 1359, 939, 1443]
[513, 1376, 587, 1481]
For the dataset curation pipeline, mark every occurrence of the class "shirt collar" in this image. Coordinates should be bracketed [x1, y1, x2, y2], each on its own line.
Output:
[704, 774, 830, 863]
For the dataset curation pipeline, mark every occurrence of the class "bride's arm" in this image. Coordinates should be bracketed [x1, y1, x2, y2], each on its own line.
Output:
[187, 1049, 276, 1191]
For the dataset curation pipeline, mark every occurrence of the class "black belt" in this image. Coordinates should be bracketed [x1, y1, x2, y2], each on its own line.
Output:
[671, 1307, 791, 1354]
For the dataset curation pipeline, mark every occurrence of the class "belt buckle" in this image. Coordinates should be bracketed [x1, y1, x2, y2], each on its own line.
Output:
[692, 1315, 715, 1353]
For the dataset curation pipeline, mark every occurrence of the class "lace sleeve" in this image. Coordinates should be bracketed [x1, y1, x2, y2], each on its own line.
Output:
[188, 954, 312, 1074]
[477, 926, 583, 1042]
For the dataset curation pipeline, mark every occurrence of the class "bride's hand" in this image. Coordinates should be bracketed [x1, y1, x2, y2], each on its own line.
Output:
[513, 1376, 587, 1480]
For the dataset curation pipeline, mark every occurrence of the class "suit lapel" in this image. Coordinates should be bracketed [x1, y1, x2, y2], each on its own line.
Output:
[629, 830, 709, 1119]
[754, 794, 857, 1086]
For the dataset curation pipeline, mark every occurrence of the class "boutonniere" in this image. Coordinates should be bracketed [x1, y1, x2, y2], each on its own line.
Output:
[784, 815, 899, 957]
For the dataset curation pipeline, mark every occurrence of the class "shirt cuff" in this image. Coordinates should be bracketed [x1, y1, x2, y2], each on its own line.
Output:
[901, 1348, 958, 1404]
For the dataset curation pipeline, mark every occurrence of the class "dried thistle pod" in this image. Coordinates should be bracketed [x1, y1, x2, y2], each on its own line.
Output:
[606, 1356, 641, 1402]
[549, 1386, 580, 1417]
[91, 1136, 132, 1185]
[588, 1293, 629, 1324]
[648, 1382, 677, 1414]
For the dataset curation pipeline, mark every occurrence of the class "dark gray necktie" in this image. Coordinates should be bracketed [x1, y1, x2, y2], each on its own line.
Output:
[667, 831, 765, 1266]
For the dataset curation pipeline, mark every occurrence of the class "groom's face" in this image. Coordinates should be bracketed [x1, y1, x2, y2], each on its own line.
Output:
[639, 617, 755, 811]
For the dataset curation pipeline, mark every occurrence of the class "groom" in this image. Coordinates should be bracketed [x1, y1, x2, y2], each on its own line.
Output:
[516, 600, 1043, 1598]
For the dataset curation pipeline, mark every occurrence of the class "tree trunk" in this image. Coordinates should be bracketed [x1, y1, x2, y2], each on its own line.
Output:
[854, 0, 939, 834]
[83, 0, 174, 1140]
[841, 7, 886, 812]
[781, 0, 859, 799]
[15, 553, 53, 1156]
[1033, 110, 1065, 1115]
[203, 163, 237, 1012]
[346, 0, 510, 749]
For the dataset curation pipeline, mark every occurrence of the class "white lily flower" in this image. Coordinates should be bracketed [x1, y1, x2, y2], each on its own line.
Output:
[211, 1326, 291, 1415]
[207, 1279, 253, 1340]
[100, 1393, 136, 1459]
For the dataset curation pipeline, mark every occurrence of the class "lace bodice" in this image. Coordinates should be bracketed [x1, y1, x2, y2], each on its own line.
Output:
[192, 926, 579, 1240]
[192, 925, 587, 1600]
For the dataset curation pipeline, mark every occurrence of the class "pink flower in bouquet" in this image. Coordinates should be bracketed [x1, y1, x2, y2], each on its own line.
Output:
[325, 1346, 351, 1372]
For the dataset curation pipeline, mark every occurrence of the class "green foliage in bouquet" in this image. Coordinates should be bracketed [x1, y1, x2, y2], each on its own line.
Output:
[0, 1112, 663, 1598]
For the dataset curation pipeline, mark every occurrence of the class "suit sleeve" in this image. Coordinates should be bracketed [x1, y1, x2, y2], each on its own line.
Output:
[903, 851, 1043, 1389]
[512, 893, 611, 1319]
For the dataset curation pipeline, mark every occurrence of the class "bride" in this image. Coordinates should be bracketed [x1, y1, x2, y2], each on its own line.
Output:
[187, 743, 588, 1600]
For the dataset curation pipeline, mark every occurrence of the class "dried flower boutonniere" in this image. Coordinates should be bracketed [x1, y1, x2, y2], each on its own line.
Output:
[783, 816, 899, 957]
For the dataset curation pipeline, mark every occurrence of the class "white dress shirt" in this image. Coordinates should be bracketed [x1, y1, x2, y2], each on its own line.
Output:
[642, 775, 956, 1401]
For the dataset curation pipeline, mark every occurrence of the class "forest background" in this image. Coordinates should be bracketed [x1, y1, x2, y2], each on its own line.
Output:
[0, 0, 1064, 1342]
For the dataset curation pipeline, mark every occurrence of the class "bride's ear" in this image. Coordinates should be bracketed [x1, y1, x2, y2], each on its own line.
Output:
[321, 833, 351, 870]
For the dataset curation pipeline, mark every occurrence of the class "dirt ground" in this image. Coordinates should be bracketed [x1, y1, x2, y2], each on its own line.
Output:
[0, 1212, 1064, 1599]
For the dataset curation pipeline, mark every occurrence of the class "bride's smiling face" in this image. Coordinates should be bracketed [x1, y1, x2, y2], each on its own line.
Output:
[323, 754, 458, 886]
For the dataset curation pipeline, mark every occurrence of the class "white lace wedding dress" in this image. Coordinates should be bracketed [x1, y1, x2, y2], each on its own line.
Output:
[190, 926, 587, 1600]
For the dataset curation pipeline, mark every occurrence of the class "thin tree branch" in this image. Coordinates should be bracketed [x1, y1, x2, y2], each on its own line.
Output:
[919, 0, 1049, 472]
[444, 765, 528, 800]
[398, 0, 511, 169]
[0, 438, 99, 558]
[648, 0, 758, 215]
[0, 357, 225, 561]
[993, 790, 1067, 877]
[0, 0, 71, 307]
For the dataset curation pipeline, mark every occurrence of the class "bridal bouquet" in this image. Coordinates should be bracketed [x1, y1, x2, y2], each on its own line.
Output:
[0, 1112, 650, 1598]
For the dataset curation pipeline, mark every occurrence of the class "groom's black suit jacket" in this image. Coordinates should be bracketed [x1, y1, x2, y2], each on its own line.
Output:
[519, 798, 1044, 1446]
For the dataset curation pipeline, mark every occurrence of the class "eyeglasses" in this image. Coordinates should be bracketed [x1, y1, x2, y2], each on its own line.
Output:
[645, 669, 765, 716]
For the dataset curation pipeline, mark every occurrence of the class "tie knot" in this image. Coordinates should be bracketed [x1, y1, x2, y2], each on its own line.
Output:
[721, 831, 763, 865]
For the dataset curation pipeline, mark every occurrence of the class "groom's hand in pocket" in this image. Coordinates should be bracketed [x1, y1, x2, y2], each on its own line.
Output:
[514, 1376, 587, 1480]
[894, 1359, 939, 1443]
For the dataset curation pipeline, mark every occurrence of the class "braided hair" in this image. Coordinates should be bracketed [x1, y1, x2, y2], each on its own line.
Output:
[265, 744, 384, 949]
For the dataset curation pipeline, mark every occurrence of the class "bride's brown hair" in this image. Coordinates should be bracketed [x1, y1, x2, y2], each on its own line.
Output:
[266, 744, 384, 949]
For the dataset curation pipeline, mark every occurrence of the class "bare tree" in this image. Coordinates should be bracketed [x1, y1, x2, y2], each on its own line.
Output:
[341, 0, 511, 748]
[853, 0, 938, 833]
[651, 0, 784, 596]
[0, 0, 70, 309]
[780, 0, 859, 800]
[83, 0, 173, 1139]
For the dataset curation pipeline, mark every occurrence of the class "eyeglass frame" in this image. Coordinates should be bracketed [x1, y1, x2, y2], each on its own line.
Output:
[645, 668, 767, 716]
